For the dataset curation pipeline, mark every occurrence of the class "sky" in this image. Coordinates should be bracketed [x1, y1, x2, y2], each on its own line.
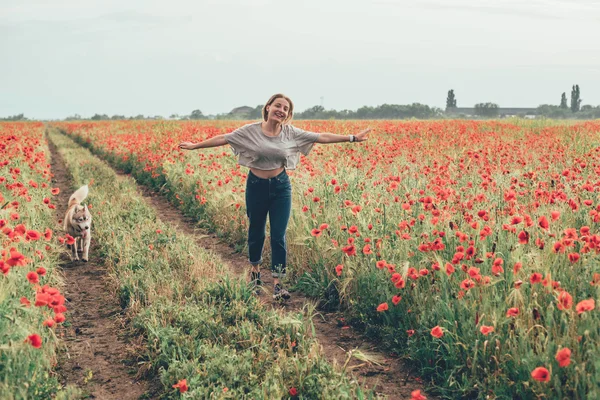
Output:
[1, 0, 600, 119]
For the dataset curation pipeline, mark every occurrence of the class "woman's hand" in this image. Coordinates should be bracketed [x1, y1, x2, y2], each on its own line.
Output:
[355, 128, 371, 142]
[178, 141, 197, 150]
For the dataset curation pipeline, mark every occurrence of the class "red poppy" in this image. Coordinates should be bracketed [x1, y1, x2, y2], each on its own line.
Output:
[7, 249, 29, 267]
[377, 302, 389, 312]
[517, 231, 529, 244]
[531, 367, 550, 382]
[555, 348, 571, 367]
[289, 387, 298, 396]
[172, 379, 188, 393]
[342, 245, 356, 256]
[26, 271, 39, 284]
[538, 216, 549, 230]
[411, 390, 427, 400]
[568, 253, 580, 263]
[36, 267, 46, 276]
[575, 298, 595, 314]
[43, 319, 55, 328]
[479, 325, 494, 335]
[430, 325, 444, 338]
[26, 334, 42, 348]
[65, 234, 75, 245]
[557, 291, 573, 310]
[530, 272, 543, 284]
[51, 188, 60, 195]
[44, 228, 52, 241]
[335, 264, 343, 276]
[54, 313, 66, 323]
[311, 229, 322, 237]
[34, 292, 51, 307]
[392, 295, 402, 305]
[26, 230, 42, 241]
[20, 297, 31, 307]
[506, 307, 519, 317]
[407, 329, 415, 337]
[551, 211, 560, 221]
[445, 263, 455, 276]
[513, 262, 522, 274]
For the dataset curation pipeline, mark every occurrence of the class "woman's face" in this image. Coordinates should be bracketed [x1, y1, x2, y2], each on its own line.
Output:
[266, 97, 290, 123]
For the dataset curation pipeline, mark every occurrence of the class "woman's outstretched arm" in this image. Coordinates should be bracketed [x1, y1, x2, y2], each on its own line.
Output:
[179, 134, 228, 150]
[315, 128, 371, 144]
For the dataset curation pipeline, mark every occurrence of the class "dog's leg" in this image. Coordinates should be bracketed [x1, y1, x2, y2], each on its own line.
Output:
[82, 233, 90, 262]
[71, 237, 79, 261]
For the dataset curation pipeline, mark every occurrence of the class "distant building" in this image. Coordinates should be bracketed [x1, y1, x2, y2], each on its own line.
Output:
[230, 106, 254, 117]
[447, 107, 538, 118]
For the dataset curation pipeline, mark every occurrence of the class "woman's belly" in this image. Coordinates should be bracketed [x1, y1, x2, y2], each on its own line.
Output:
[249, 167, 285, 179]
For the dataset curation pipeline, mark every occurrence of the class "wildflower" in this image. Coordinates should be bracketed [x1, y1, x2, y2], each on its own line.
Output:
[342, 244, 356, 256]
[517, 231, 529, 244]
[506, 307, 519, 317]
[65, 234, 75, 245]
[392, 295, 402, 305]
[575, 298, 595, 315]
[43, 319, 55, 328]
[335, 264, 343, 276]
[362, 244, 372, 255]
[555, 348, 571, 367]
[538, 216, 549, 230]
[311, 228, 322, 237]
[26, 271, 39, 284]
[557, 291, 573, 310]
[289, 387, 298, 396]
[7, 249, 28, 267]
[26, 334, 42, 348]
[513, 262, 522, 274]
[411, 390, 427, 400]
[26, 230, 42, 241]
[51, 188, 60, 195]
[530, 272, 543, 284]
[531, 367, 550, 382]
[377, 302, 389, 312]
[172, 379, 188, 393]
[20, 297, 31, 307]
[54, 313, 66, 323]
[430, 326, 444, 338]
[479, 325, 494, 335]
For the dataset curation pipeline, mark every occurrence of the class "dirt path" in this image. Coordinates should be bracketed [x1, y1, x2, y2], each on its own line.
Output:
[47, 133, 152, 400]
[122, 178, 432, 399]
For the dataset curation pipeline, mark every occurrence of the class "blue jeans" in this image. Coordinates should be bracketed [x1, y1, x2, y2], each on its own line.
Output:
[245, 169, 292, 278]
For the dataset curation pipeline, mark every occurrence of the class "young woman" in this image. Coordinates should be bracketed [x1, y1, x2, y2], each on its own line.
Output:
[179, 93, 370, 300]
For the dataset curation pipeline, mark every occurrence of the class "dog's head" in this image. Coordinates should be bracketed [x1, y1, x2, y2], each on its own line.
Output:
[71, 205, 92, 236]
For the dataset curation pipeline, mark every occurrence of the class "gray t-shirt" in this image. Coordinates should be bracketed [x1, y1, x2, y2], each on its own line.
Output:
[223, 122, 320, 170]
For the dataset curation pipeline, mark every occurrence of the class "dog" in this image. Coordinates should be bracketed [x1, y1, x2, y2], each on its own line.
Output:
[63, 185, 92, 262]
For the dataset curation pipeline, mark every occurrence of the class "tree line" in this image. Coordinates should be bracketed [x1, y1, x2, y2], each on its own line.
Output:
[3, 84, 598, 121]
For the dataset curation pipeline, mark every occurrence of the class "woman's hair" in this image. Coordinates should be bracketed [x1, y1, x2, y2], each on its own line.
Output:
[262, 93, 294, 124]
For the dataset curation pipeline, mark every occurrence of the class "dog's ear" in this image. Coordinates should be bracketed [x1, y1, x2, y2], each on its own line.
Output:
[84, 205, 89, 213]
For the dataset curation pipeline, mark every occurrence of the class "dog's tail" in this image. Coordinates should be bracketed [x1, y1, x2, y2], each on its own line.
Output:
[68, 185, 89, 208]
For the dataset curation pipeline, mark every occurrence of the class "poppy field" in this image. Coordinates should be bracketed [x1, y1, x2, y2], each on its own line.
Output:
[50, 119, 600, 398]
[0, 122, 80, 399]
